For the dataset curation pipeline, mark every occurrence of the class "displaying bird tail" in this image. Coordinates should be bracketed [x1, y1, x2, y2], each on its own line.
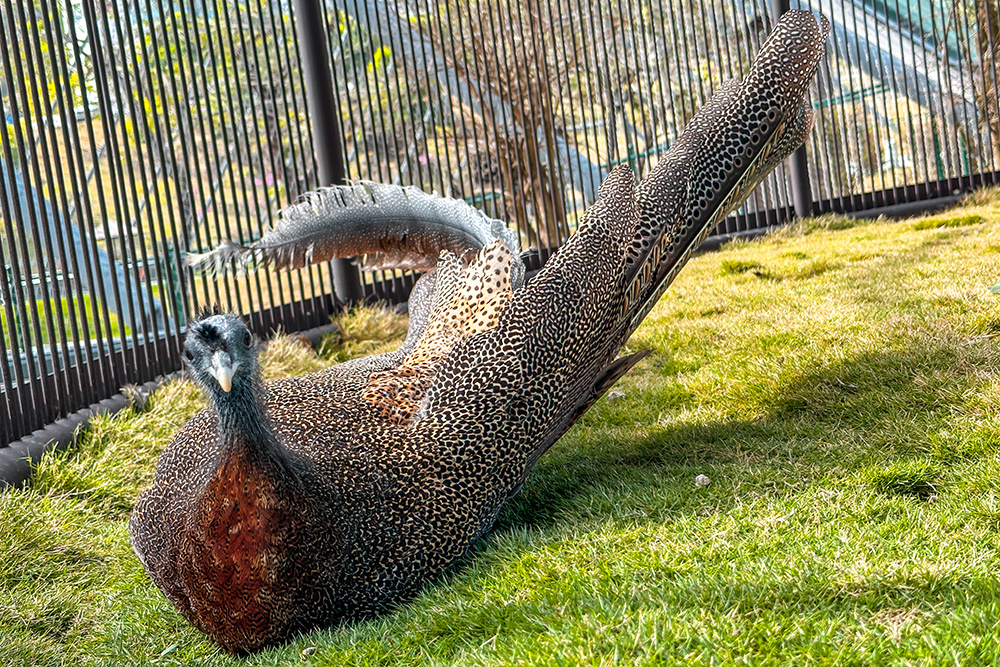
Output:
[622, 10, 831, 337]
[186, 180, 525, 289]
[417, 10, 831, 475]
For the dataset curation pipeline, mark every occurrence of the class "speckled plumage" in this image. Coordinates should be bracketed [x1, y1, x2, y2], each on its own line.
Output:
[130, 11, 830, 653]
[362, 240, 515, 424]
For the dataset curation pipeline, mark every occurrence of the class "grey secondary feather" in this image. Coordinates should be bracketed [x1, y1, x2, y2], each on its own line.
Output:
[186, 180, 524, 288]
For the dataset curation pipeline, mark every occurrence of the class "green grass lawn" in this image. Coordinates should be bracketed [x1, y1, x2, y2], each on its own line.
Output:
[2, 191, 1000, 666]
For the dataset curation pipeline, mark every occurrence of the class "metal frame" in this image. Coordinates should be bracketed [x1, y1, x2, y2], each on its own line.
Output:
[1, 0, 998, 450]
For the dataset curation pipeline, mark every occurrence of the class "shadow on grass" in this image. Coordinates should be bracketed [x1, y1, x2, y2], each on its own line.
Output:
[495, 335, 985, 534]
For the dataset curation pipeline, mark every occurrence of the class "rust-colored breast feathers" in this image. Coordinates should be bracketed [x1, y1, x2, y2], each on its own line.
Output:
[176, 448, 309, 652]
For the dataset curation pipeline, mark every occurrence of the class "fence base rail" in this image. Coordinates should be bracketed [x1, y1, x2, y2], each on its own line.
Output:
[0, 378, 163, 490]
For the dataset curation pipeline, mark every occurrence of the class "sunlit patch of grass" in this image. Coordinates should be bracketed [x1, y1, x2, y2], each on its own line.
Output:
[912, 214, 984, 230]
[3, 195, 1000, 665]
[963, 185, 1000, 207]
[767, 212, 876, 240]
[317, 303, 410, 362]
[260, 330, 337, 381]
[719, 258, 772, 278]
[864, 460, 941, 499]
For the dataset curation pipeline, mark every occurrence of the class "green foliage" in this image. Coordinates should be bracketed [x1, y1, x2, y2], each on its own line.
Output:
[3, 123, 18, 164]
[3, 200, 1000, 665]
[1, 294, 127, 349]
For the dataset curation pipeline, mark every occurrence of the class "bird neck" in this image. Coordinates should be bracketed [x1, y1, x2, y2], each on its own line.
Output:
[212, 379, 299, 482]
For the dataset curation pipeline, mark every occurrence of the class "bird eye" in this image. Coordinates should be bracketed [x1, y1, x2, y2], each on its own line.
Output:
[242, 329, 252, 347]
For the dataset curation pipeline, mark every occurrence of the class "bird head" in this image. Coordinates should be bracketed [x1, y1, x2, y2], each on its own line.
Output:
[183, 313, 258, 396]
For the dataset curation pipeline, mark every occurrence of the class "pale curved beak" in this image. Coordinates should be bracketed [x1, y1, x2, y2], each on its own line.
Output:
[209, 351, 240, 392]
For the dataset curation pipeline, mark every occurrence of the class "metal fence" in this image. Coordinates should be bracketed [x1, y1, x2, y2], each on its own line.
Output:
[1, 0, 998, 448]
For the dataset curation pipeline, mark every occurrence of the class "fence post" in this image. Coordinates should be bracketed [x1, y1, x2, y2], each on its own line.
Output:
[771, 0, 814, 219]
[292, 0, 364, 306]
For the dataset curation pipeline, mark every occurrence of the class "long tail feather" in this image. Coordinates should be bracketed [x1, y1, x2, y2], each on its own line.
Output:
[624, 10, 831, 334]
[417, 11, 830, 474]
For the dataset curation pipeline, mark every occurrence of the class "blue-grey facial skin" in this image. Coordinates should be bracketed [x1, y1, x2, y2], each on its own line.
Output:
[184, 315, 255, 395]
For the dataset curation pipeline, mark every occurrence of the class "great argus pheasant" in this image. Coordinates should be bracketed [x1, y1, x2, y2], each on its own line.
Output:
[130, 11, 830, 653]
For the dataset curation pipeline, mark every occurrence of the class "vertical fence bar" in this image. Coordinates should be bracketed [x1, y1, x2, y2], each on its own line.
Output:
[109, 4, 166, 376]
[77, 0, 130, 389]
[3, 0, 1000, 449]
[37, 0, 93, 405]
[0, 92, 29, 442]
[19, 0, 74, 413]
[258, 0, 324, 324]
[206, 0, 251, 319]
[293, 0, 363, 307]
[93, 2, 152, 374]
[771, 0, 813, 217]
[164, 0, 208, 316]
[137, 0, 187, 361]
[210, 0, 268, 325]
[0, 5, 50, 431]
[55, 0, 116, 402]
